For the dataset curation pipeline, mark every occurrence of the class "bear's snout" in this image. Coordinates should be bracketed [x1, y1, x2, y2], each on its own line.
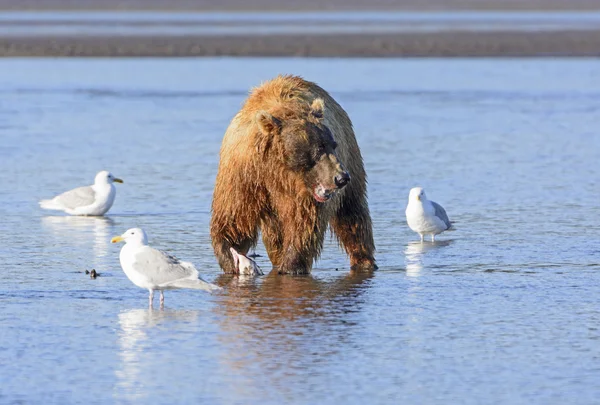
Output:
[334, 171, 351, 189]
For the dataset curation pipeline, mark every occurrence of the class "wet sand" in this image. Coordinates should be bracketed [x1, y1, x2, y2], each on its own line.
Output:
[2, 0, 600, 57]
[2, 30, 600, 58]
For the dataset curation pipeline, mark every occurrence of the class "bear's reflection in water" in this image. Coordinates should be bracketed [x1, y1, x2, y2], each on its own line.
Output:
[113, 271, 375, 401]
[213, 270, 374, 388]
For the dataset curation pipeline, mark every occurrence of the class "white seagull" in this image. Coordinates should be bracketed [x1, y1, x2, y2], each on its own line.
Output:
[230, 247, 264, 276]
[111, 228, 221, 307]
[39, 170, 123, 216]
[405, 187, 452, 242]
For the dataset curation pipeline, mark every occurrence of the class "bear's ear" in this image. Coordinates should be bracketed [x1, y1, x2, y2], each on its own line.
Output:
[310, 98, 325, 121]
[256, 111, 281, 135]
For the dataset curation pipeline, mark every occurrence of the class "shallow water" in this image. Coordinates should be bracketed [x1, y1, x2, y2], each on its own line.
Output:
[2, 11, 600, 36]
[1, 58, 600, 404]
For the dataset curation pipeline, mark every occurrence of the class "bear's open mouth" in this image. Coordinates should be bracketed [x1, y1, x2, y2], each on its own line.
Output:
[313, 184, 334, 203]
[313, 193, 330, 203]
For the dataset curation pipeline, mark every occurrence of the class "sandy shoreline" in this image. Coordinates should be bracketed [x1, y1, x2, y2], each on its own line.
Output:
[2, 30, 600, 58]
[2, 0, 600, 57]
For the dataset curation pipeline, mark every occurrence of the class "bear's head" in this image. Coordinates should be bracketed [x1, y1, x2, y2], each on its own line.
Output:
[255, 98, 350, 203]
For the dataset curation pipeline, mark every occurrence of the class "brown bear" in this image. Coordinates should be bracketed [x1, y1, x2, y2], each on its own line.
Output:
[210, 75, 376, 275]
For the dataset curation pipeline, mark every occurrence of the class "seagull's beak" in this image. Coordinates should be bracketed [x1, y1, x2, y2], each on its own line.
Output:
[113, 178, 123, 184]
[416, 195, 421, 201]
[111, 236, 124, 243]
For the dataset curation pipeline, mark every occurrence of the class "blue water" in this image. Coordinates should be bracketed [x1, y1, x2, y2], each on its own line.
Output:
[1, 58, 600, 404]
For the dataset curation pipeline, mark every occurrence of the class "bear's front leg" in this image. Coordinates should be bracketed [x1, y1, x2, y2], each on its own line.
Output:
[210, 205, 260, 274]
[210, 168, 265, 274]
[278, 246, 313, 275]
[274, 204, 326, 275]
[330, 186, 377, 271]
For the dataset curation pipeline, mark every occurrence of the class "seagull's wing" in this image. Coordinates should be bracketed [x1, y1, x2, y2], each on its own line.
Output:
[132, 246, 197, 285]
[55, 186, 96, 209]
[431, 201, 452, 230]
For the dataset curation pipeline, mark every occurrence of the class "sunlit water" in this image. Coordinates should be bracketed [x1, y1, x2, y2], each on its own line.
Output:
[2, 11, 600, 36]
[1, 58, 599, 404]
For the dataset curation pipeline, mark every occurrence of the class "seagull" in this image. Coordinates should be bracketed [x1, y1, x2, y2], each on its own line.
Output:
[405, 187, 452, 242]
[39, 170, 123, 216]
[230, 247, 263, 275]
[111, 228, 221, 307]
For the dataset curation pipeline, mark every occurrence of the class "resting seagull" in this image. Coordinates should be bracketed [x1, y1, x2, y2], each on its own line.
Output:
[39, 170, 122, 216]
[405, 187, 452, 242]
[111, 228, 221, 307]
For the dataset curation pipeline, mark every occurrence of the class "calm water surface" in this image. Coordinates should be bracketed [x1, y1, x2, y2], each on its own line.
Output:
[1, 58, 599, 404]
[2, 11, 600, 36]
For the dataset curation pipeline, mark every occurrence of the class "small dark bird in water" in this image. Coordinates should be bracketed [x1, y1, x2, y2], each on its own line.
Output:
[85, 269, 98, 279]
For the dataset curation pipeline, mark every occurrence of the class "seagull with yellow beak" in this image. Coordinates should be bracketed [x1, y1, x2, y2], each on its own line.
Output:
[405, 187, 452, 242]
[111, 228, 221, 307]
[39, 170, 123, 216]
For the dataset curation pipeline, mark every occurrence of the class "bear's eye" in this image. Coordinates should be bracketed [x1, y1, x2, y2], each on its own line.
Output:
[284, 149, 314, 171]
[303, 153, 316, 169]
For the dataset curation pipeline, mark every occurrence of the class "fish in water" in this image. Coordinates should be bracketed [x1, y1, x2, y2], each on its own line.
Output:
[230, 247, 263, 276]
[85, 269, 98, 279]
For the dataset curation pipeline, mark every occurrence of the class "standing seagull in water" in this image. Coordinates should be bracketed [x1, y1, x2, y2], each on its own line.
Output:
[111, 228, 221, 307]
[39, 170, 123, 216]
[405, 187, 452, 242]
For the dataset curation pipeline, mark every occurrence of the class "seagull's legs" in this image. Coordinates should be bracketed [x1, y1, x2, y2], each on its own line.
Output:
[160, 291, 165, 308]
[431, 234, 436, 242]
[149, 289, 154, 308]
[420, 234, 424, 243]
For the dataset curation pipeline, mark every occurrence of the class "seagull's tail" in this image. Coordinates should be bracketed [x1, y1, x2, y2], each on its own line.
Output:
[447, 221, 457, 231]
[166, 278, 222, 292]
[39, 198, 62, 210]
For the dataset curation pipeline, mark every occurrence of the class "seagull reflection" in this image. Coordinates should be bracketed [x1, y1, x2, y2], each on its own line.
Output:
[114, 308, 202, 402]
[41, 216, 115, 268]
[404, 240, 453, 277]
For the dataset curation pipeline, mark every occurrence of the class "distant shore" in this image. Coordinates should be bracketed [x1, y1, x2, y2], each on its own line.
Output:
[2, 0, 600, 57]
[2, 30, 600, 58]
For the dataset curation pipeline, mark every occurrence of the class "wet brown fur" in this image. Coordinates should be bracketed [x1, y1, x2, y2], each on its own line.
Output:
[210, 75, 376, 274]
